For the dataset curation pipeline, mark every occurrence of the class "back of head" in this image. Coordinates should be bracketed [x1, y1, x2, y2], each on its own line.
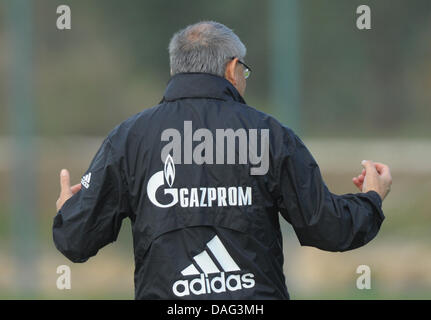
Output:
[168, 21, 246, 77]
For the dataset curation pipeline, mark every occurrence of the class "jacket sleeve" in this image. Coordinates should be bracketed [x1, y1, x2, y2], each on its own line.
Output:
[52, 137, 130, 262]
[276, 131, 385, 252]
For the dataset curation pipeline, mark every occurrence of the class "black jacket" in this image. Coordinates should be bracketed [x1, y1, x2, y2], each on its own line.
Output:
[53, 73, 385, 299]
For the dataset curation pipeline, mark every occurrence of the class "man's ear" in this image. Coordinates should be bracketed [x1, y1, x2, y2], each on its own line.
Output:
[224, 58, 237, 86]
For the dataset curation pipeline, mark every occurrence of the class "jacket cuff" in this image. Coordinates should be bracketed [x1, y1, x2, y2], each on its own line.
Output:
[365, 191, 385, 221]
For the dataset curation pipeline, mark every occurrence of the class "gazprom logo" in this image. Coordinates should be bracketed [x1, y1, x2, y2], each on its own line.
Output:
[146, 155, 253, 209]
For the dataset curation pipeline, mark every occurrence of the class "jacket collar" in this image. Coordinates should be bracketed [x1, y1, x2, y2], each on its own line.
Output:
[161, 72, 246, 104]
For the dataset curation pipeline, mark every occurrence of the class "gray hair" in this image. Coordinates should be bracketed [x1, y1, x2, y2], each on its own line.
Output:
[168, 21, 247, 77]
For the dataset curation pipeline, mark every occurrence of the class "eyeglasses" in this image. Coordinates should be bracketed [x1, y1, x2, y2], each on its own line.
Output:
[231, 57, 252, 79]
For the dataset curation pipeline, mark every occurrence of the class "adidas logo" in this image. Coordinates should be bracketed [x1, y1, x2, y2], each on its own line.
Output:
[172, 235, 255, 297]
[81, 172, 91, 189]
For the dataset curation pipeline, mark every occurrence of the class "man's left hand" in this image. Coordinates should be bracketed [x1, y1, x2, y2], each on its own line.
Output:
[352, 168, 366, 191]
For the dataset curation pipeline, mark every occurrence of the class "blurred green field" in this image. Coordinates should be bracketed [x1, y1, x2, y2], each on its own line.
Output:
[1, 137, 430, 299]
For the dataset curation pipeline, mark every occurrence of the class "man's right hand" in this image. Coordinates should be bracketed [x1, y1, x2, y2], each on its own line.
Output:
[352, 160, 392, 201]
[56, 169, 81, 211]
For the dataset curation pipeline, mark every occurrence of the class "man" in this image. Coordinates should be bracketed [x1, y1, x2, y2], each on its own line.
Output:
[53, 21, 392, 299]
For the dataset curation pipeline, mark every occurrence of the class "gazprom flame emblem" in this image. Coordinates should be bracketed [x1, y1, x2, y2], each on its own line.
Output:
[147, 154, 178, 208]
[164, 154, 175, 187]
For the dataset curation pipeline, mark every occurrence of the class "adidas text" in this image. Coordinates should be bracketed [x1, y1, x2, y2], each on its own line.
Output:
[172, 272, 255, 297]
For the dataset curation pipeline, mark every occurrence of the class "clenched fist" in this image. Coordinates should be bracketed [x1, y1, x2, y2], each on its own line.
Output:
[352, 160, 392, 201]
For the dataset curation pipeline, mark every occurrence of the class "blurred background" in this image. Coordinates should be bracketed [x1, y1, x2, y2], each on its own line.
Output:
[0, 0, 430, 299]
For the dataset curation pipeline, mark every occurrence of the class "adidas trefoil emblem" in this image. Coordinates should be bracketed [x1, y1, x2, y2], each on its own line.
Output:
[81, 172, 91, 189]
[172, 235, 255, 297]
